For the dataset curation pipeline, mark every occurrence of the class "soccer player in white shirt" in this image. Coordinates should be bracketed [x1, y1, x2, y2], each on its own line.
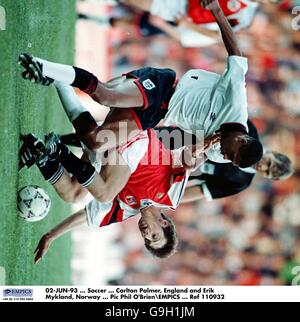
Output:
[19, 0, 262, 168]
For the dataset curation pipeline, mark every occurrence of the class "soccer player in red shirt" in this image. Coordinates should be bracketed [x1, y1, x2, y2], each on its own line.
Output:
[28, 127, 194, 264]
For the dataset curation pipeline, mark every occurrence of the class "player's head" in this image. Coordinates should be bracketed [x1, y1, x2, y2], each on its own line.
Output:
[254, 151, 294, 180]
[220, 132, 263, 168]
[139, 206, 178, 259]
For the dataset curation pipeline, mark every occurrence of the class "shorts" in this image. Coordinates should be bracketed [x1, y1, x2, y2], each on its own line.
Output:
[124, 67, 176, 130]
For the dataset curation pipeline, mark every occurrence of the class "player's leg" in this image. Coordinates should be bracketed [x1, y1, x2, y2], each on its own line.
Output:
[88, 66, 177, 150]
[54, 81, 140, 151]
[59, 133, 81, 147]
[42, 133, 131, 203]
[89, 107, 140, 151]
[91, 75, 144, 108]
[52, 171, 88, 203]
[19, 134, 87, 203]
[39, 160, 87, 203]
[19, 53, 144, 108]
[59, 111, 140, 152]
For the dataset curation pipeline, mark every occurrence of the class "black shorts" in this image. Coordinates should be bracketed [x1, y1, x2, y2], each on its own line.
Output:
[124, 67, 176, 130]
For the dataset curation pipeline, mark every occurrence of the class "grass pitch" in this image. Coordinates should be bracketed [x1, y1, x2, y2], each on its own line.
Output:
[0, 0, 76, 285]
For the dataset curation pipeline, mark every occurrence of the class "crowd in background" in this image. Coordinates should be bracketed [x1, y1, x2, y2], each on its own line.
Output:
[78, 0, 300, 285]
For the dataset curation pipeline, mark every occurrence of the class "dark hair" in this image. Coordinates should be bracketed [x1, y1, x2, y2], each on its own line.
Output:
[144, 214, 178, 259]
[271, 151, 294, 180]
[238, 136, 263, 168]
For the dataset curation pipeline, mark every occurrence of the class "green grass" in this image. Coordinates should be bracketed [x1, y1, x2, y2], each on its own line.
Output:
[0, 0, 76, 285]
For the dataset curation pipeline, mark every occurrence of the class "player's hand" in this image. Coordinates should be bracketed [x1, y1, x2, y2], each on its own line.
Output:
[203, 133, 221, 151]
[191, 133, 220, 157]
[183, 134, 220, 171]
[199, 0, 221, 11]
[182, 146, 206, 171]
[34, 233, 53, 264]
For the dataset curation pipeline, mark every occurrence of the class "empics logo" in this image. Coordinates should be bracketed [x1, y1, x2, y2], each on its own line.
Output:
[0, 6, 5, 31]
[3, 288, 33, 297]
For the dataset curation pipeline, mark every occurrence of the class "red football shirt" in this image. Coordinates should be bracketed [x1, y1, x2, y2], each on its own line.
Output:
[188, 0, 247, 24]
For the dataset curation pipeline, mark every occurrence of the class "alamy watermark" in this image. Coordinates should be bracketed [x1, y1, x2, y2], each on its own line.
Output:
[0, 5, 5, 31]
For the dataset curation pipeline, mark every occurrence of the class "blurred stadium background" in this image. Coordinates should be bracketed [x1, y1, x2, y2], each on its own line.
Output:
[1, 0, 300, 285]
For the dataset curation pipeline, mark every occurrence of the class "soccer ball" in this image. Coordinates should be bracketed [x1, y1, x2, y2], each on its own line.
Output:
[17, 185, 51, 222]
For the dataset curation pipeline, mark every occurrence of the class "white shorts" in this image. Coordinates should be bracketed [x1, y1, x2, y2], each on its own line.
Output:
[150, 0, 187, 22]
[86, 198, 115, 227]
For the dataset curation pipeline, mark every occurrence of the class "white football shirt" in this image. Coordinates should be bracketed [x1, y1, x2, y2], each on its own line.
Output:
[164, 56, 249, 139]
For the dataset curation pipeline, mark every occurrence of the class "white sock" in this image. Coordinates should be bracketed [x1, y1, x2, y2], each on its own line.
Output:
[54, 81, 86, 122]
[35, 58, 76, 84]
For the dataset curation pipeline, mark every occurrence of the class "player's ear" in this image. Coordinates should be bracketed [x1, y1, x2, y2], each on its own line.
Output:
[161, 219, 169, 227]
[160, 214, 171, 227]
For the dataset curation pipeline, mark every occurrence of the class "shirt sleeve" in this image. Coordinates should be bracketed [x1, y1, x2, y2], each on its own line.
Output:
[220, 56, 248, 85]
[203, 174, 253, 199]
[214, 56, 249, 128]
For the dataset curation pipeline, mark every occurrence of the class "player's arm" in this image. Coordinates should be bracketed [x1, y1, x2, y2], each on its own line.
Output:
[172, 134, 219, 170]
[172, 146, 205, 171]
[34, 208, 87, 264]
[201, 0, 242, 56]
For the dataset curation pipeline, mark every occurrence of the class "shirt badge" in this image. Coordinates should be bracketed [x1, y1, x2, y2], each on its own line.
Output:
[142, 79, 156, 90]
[156, 193, 164, 199]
